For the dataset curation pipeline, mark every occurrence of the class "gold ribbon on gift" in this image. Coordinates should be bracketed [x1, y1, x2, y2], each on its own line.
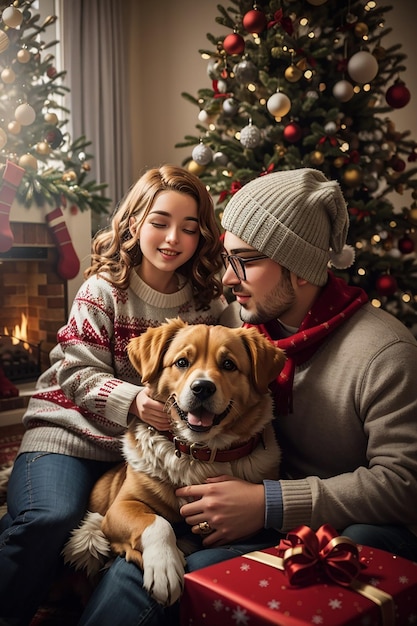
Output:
[244, 524, 395, 626]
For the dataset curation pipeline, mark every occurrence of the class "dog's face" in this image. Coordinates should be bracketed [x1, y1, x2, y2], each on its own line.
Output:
[128, 319, 285, 447]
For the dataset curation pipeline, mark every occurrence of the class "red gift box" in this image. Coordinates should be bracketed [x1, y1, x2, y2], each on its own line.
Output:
[180, 525, 417, 625]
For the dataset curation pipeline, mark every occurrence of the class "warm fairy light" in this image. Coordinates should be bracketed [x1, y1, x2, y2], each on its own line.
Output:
[402, 293, 411, 303]
[371, 298, 382, 308]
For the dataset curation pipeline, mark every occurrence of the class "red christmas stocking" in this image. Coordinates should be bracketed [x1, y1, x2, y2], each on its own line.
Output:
[45, 207, 81, 280]
[0, 160, 25, 253]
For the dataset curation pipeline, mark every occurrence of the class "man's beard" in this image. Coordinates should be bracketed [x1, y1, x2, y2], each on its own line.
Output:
[239, 271, 296, 325]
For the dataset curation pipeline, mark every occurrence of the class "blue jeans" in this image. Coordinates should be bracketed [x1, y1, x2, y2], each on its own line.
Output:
[1, 452, 417, 626]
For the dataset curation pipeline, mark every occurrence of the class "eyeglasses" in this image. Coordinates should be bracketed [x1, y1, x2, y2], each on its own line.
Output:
[221, 252, 269, 281]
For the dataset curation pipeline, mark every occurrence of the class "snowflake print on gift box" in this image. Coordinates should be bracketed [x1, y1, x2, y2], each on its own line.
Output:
[312, 616, 323, 625]
[232, 605, 250, 625]
[267, 599, 281, 610]
[328, 598, 342, 609]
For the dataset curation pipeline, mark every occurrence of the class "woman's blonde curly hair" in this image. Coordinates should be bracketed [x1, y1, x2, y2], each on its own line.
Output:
[85, 164, 223, 309]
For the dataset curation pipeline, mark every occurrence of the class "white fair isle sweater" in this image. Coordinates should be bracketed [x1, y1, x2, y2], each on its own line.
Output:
[20, 272, 227, 461]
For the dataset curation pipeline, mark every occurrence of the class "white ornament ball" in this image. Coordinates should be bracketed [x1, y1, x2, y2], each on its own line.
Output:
[324, 121, 337, 135]
[347, 51, 378, 84]
[0, 127, 7, 150]
[213, 151, 229, 165]
[333, 79, 354, 102]
[217, 79, 228, 94]
[267, 92, 291, 118]
[2, 6, 23, 28]
[198, 110, 211, 124]
[240, 124, 261, 149]
[223, 98, 239, 116]
[191, 143, 213, 165]
[15, 103, 36, 126]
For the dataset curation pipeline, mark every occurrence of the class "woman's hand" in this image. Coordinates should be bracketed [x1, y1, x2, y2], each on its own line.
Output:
[176, 475, 265, 546]
[129, 387, 171, 431]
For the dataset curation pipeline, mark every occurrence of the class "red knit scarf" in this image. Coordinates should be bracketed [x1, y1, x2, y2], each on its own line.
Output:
[244, 272, 368, 415]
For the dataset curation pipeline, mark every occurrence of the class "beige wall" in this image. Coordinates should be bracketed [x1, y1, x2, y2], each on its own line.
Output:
[127, 0, 417, 194]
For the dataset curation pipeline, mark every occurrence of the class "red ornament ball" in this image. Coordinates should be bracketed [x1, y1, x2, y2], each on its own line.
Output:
[389, 155, 406, 172]
[242, 9, 267, 34]
[223, 33, 245, 56]
[398, 236, 415, 255]
[283, 122, 302, 143]
[375, 274, 398, 297]
[386, 82, 411, 108]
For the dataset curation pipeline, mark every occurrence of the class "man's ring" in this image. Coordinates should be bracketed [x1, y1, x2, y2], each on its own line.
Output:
[198, 521, 212, 534]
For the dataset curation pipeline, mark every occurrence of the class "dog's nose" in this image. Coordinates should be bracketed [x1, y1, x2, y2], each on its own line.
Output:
[190, 379, 216, 400]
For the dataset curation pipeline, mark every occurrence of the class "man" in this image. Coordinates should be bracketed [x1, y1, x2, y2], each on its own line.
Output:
[178, 167, 417, 563]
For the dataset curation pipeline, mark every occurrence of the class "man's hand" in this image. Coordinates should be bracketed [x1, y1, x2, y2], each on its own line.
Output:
[176, 475, 265, 546]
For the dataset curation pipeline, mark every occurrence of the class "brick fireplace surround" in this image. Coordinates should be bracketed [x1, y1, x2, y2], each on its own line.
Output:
[0, 201, 91, 425]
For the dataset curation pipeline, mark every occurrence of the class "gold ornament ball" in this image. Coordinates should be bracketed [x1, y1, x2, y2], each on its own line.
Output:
[17, 48, 31, 63]
[333, 157, 345, 168]
[2, 6, 23, 28]
[354, 22, 369, 38]
[44, 112, 59, 125]
[1, 68, 16, 84]
[342, 166, 362, 188]
[0, 128, 7, 150]
[0, 30, 10, 53]
[187, 160, 205, 176]
[7, 120, 21, 134]
[36, 141, 51, 155]
[284, 64, 303, 83]
[19, 153, 38, 171]
[310, 150, 324, 165]
[62, 170, 77, 183]
[408, 207, 417, 223]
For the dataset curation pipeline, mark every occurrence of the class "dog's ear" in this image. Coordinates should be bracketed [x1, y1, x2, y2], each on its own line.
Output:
[238, 327, 286, 394]
[128, 318, 187, 384]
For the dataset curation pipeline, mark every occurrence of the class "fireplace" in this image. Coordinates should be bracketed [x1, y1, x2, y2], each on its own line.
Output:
[0, 223, 68, 376]
[0, 200, 91, 423]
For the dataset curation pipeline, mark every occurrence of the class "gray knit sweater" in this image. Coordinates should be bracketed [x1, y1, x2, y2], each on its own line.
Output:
[223, 300, 417, 535]
[20, 272, 227, 461]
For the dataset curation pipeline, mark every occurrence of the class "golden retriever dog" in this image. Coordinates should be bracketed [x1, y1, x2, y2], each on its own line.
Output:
[63, 318, 285, 606]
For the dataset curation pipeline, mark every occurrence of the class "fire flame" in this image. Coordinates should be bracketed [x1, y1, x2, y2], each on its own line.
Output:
[3, 313, 30, 350]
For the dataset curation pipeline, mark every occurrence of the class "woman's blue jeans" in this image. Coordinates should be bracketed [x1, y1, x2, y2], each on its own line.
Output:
[1, 452, 417, 626]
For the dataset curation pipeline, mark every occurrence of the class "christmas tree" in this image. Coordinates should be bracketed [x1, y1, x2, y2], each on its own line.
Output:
[177, 0, 417, 330]
[0, 1, 109, 215]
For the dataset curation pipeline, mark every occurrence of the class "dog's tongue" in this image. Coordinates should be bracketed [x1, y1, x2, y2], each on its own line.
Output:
[187, 409, 215, 428]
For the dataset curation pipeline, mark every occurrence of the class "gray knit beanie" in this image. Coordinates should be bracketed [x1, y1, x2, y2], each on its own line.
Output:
[221, 168, 350, 286]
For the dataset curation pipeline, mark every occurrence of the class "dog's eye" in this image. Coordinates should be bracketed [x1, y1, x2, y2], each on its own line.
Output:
[175, 358, 190, 369]
[222, 359, 237, 371]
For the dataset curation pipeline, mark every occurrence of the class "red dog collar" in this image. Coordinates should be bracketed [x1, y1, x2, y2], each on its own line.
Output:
[166, 432, 263, 463]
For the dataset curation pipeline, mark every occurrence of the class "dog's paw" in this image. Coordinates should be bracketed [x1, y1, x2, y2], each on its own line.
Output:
[141, 516, 186, 606]
[62, 511, 111, 577]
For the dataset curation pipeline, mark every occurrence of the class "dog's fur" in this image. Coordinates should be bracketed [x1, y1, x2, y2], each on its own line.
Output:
[63, 318, 285, 606]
